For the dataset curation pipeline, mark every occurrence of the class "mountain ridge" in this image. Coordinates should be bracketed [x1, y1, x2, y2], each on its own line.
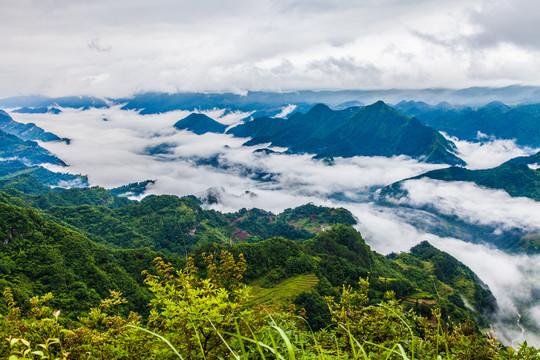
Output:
[231, 101, 465, 165]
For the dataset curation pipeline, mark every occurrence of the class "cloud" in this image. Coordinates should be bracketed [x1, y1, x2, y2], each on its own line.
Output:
[428, 237, 540, 346]
[467, 0, 540, 50]
[88, 37, 111, 52]
[394, 178, 540, 232]
[4, 0, 540, 97]
[274, 105, 297, 119]
[445, 132, 540, 169]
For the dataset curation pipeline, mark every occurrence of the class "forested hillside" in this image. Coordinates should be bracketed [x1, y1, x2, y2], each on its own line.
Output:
[0, 176, 516, 358]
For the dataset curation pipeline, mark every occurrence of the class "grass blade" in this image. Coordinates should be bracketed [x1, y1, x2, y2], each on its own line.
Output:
[126, 324, 185, 360]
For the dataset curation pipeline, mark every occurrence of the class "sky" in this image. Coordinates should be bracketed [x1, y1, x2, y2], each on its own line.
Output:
[2, 0, 540, 97]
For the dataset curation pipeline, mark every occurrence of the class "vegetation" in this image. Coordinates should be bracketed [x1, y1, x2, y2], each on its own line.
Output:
[0, 201, 173, 320]
[0, 129, 65, 166]
[1, 251, 539, 359]
[0, 178, 355, 253]
[0, 114, 537, 358]
[0, 180, 502, 339]
[380, 152, 540, 254]
[406, 151, 540, 202]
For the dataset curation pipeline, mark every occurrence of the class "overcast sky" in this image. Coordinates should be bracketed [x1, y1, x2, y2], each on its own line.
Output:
[1, 0, 540, 97]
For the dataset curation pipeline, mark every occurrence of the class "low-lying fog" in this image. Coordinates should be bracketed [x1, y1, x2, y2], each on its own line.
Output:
[9, 106, 540, 347]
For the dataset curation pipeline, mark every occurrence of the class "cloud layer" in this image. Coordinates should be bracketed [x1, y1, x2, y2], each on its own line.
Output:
[447, 133, 540, 169]
[396, 178, 540, 232]
[2, 0, 540, 97]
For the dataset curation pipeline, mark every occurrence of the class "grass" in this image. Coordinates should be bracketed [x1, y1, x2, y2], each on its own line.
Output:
[249, 273, 319, 305]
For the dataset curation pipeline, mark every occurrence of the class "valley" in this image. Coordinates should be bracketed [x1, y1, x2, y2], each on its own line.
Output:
[1, 90, 540, 357]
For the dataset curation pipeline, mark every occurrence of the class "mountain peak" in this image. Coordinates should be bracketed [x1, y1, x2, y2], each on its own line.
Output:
[174, 113, 226, 135]
[485, 101, 510, 111]
[306, 103, 332, 114]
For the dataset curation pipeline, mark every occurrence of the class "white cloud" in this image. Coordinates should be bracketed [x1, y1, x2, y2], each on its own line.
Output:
[3, 0, 540, 97]
[394, 178, 540, 232]
[446, 132, 540, 169]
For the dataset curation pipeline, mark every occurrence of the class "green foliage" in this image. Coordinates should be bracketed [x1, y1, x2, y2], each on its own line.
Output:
[0, 201, 171, 319]
[0, 110, 63, 142]
[2, 259, 538, 360]
[0, 129, 65, 166]
[293, 291, 332, 331]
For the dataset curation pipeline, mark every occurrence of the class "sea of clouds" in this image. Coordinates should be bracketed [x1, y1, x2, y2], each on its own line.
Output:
[8, 105, 540, 346]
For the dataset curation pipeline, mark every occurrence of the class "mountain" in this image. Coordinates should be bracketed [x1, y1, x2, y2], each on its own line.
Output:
[0, 162, 87, 190]
[0, 188, 507, 359]
[0, 95, 107, 109]
[0, 200, 167, 318]
[173, 113, 227, 134]
[230, 101, 465, 165]
[0, 110, 67, 143]
[404, 151, 540, 201]
[12, 106, 62, 114]
[4, 86, 540, 116]
[393, 100, 540, 147]
[0, 128, 66, 166]
[0, 181, 497, 326]
[379, 152, 540, 253]
[109, 86, 540, 114]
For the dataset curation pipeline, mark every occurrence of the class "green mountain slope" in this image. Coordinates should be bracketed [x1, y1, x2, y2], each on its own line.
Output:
[0, 180, 497, 324]
[408, 151, 540, 201]
[0, 162, 87, 189]
[0, 129, 66, 166]
[379, 152, 540, 254]
[229, 102, 465, 165]
[0, 177, 356, 252]
[194, 224, 496, 327]
[0, 109, 67, 143]
[0, 201, 171, 319]
[394, 100, 540, 147]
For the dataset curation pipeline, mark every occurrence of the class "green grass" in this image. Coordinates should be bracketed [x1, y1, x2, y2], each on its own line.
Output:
[405, 292, 436, 301]
[249, 273, 319, 305]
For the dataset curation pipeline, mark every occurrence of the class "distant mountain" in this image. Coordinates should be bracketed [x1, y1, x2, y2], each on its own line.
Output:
[110, 86, 540, 114]
[13, 106, 62, 114]
[230, 102, 465, 165]
[3, 86, 540, 115]
[0, 128, 66, 166]
[393, 100, 540, 147]
[0, 110, 68, 143]
[173, 113, 227, 135]
[0, 95, 107, 109]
